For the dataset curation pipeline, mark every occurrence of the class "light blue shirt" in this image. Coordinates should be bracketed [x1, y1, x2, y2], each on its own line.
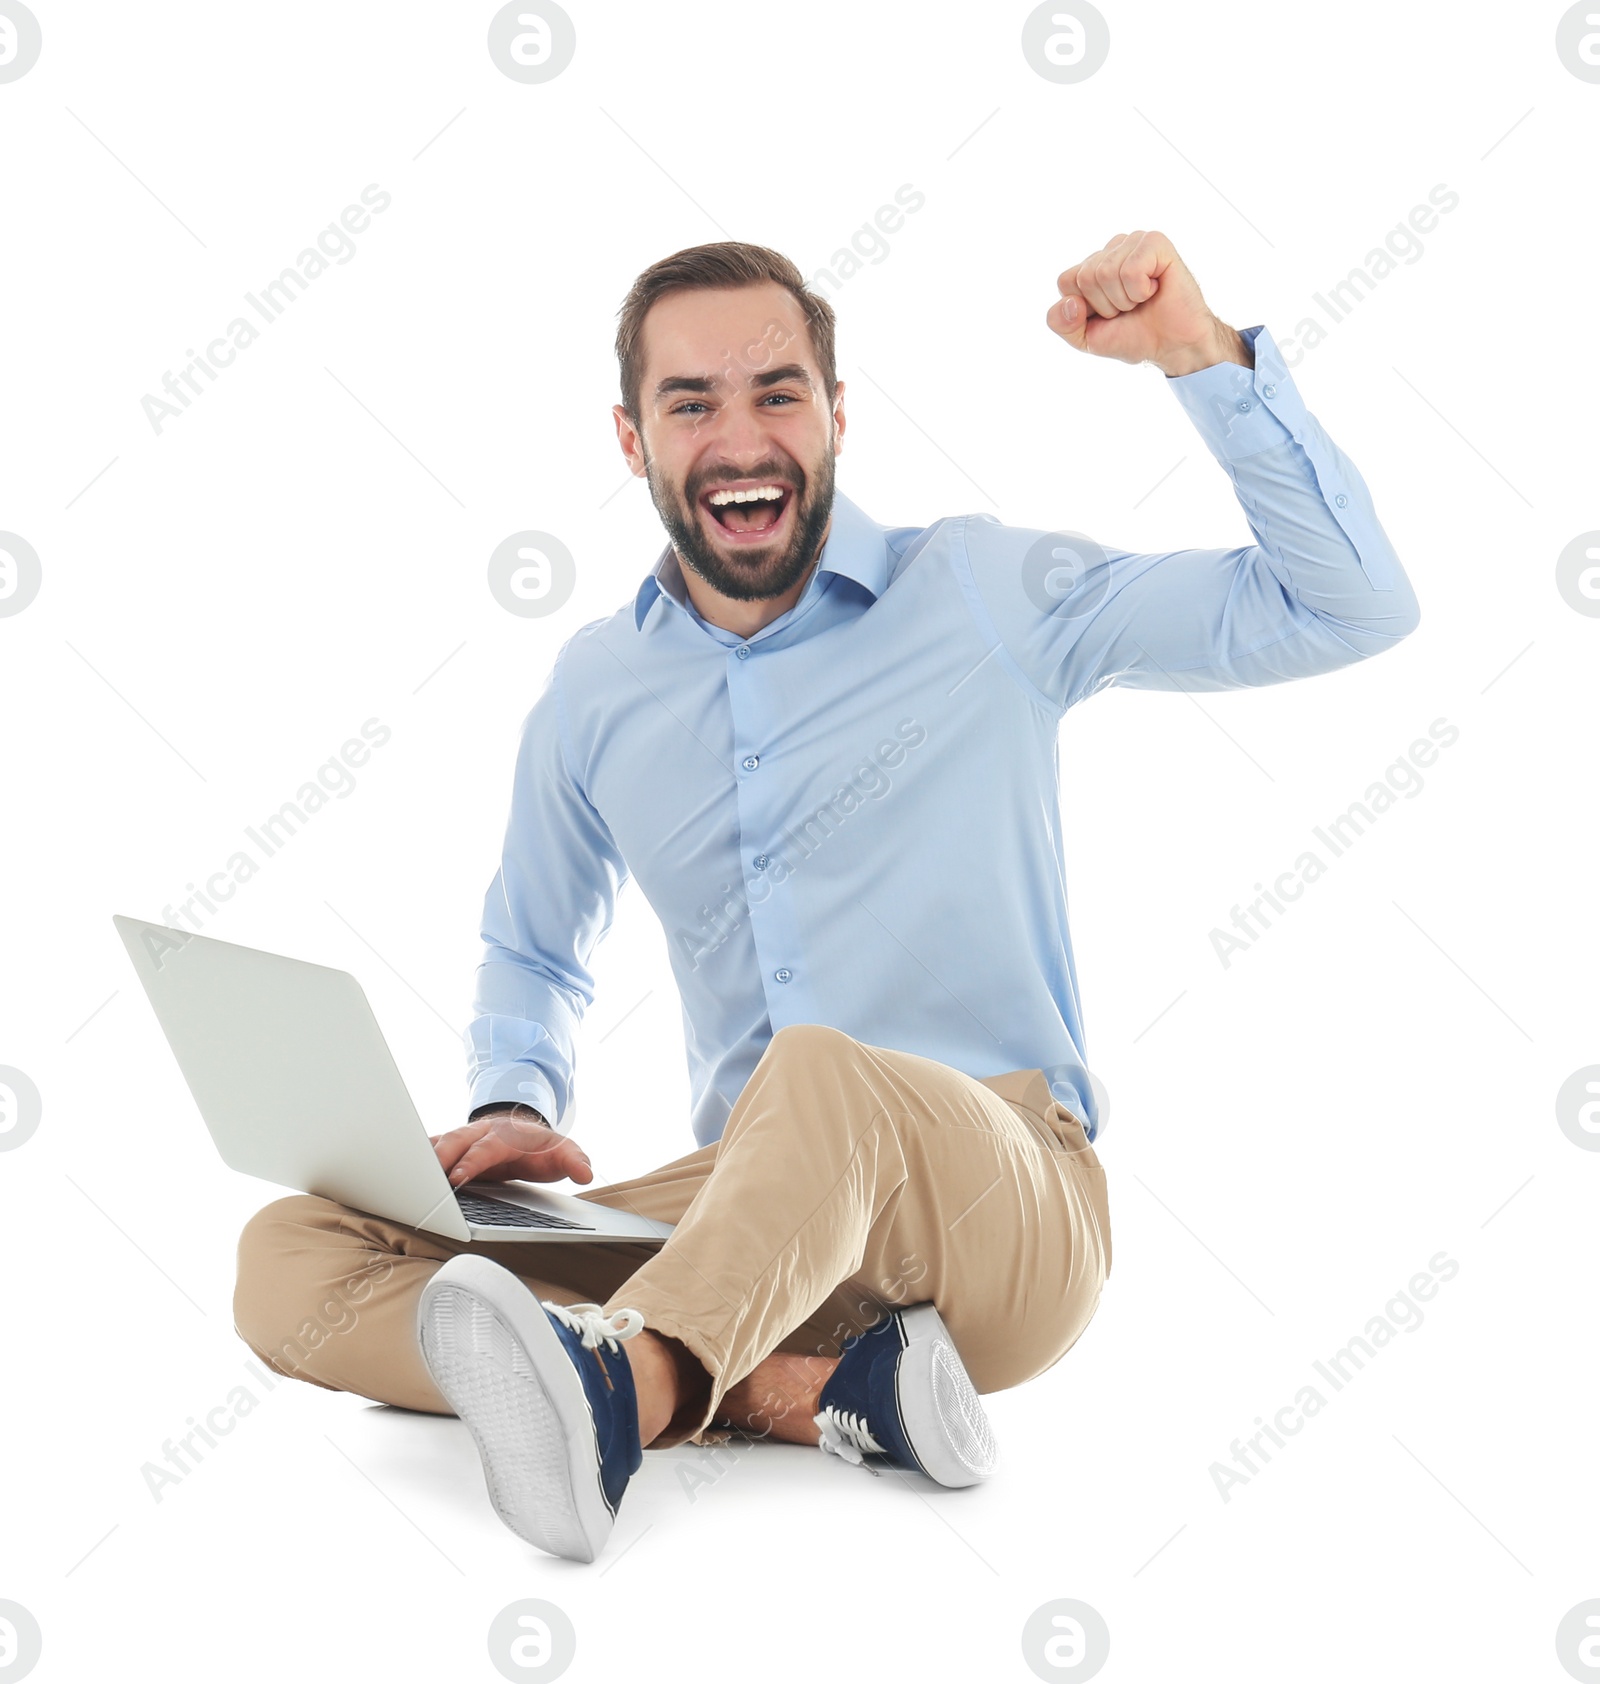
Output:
[467, 325, 1420, 1145]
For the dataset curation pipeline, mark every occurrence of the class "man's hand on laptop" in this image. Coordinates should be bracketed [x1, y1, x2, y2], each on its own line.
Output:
[430, 1104, 594, 1189]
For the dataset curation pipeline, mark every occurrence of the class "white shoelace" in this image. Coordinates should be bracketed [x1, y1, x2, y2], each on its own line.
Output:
[544, 1300, 645, 1353]
[814, 1405, 885, 1475]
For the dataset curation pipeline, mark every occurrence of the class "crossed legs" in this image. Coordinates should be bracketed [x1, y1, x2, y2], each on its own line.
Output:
[234, 1025, 1112, 1452]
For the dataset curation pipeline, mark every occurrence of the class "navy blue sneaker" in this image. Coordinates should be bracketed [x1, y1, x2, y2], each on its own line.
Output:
[813, 1302, 998, 1487]
[417, 1256, 645, 1562]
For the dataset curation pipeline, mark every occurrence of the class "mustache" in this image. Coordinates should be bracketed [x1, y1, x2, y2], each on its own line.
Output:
[689, 470, 803, 497]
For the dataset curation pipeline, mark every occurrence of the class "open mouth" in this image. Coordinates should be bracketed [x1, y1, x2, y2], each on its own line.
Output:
[699, 482, 795, 544]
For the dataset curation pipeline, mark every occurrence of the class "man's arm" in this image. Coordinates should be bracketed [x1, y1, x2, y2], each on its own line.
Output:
[452, 641, 628, 1179]
[961, 232, 1419, 712]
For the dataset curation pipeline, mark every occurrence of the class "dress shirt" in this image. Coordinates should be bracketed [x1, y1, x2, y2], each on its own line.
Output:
[465, 325, 1420, 1145]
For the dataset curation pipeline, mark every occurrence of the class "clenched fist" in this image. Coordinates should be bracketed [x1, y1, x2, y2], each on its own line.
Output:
[1046, 231, 1251, 377]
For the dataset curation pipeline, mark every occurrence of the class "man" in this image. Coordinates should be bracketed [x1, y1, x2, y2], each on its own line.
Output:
[235, 232, 1420, 1563]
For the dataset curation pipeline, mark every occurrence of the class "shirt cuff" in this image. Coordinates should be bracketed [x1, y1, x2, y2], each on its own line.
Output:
[1165, 325, 1309, 464]
[467, 1067, 561, 1130]
[468, 1101, 551, 1126]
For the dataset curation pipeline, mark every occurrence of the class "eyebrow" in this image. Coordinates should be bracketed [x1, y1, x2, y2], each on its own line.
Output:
[653, 363, 815, 402]
[752, 363, 814, 391]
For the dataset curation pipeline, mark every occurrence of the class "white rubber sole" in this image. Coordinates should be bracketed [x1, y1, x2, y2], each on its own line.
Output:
[894, 1303, 999, 1488]
[417, 1256, 615, 1563]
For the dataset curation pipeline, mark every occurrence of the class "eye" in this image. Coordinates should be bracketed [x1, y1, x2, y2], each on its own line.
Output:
[760, 392, 800, 406]
[671, 401, 710, 415]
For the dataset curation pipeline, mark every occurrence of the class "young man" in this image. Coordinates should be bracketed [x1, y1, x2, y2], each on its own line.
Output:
[234, 232, 1420, 1563]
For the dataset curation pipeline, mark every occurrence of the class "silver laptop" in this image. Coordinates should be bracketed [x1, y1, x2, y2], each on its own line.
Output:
[112, 914, 674, 1246]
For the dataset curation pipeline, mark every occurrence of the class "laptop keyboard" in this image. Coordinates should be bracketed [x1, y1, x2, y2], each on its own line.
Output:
[455, 1188, 593, 1231]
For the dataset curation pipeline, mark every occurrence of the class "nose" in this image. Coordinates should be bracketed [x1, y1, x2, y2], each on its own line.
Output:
[704, 392, 778, 463]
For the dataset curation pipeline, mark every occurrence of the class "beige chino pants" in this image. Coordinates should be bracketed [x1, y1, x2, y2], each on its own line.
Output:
[234, 1023, 1113, 1449]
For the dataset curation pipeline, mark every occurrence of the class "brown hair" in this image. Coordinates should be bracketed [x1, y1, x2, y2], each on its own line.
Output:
[614, 241, 837, 425]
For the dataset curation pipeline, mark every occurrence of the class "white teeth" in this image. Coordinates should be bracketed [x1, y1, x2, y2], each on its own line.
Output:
[708, 485, 786, 506]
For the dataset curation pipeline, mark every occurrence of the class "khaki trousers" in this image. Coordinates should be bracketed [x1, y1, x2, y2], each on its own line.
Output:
[233, 1024, 1112, 1449]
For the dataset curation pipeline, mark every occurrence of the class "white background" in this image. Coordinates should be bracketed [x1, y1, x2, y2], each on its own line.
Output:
[1, 1, 1595, 1679]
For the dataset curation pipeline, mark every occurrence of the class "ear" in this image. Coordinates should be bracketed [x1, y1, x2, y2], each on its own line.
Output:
[612, 404, 648, 476]
[831, 381, 846, 454]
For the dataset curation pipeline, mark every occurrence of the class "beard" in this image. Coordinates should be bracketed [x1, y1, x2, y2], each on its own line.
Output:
[644, 440, 836, 604]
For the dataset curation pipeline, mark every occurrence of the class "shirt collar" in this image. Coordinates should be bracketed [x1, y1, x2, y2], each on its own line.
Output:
[632, 489, 889, 632]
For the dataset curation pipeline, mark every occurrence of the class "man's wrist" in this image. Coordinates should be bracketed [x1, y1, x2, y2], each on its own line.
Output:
[1157, 319, 1253, 379]
[469, 1101, 551, 1128]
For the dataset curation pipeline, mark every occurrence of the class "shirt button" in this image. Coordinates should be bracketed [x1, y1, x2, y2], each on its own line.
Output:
[774, 967, 792, 983]
[1334, 494, 1348, 508]
[736, 645, 751, 660]
[1236, 399, 1251, 412]
[1262, 383, 1277, 399]
[741, 754, 760, 771]
[754, 854, 770, 869]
